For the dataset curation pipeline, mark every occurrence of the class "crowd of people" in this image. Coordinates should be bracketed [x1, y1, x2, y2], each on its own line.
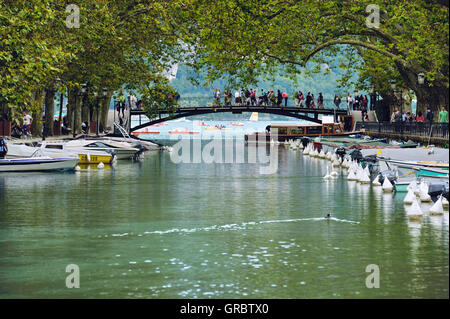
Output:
[390, 106, 448, 124]
[211, 88, 374, 114]
[213, 88, 331, 109]
[390, 106, 448, 136]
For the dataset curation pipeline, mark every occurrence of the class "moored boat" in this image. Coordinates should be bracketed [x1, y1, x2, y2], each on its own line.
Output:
[0, 157, 79, 172]
[245, 121, 360, 143]
[37, 142, 114, 164]
[65, 139, 140, 160]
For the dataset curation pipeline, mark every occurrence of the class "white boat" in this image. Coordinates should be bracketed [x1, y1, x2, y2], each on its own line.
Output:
[37, 142, 115, 164]
[0, 157, 79, 172]
[81, 135, 159, 151]
[65, 139, 140, 160]
[7, 143, 114, 164]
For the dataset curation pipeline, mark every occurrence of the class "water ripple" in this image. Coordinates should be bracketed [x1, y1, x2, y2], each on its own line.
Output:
[104, 217, 359, 238]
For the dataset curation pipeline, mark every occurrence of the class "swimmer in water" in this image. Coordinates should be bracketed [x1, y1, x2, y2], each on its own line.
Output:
[325, 213, 331, 219]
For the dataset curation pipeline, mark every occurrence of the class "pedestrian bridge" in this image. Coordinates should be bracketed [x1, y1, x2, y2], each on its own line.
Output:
[129, 106, 348, 132]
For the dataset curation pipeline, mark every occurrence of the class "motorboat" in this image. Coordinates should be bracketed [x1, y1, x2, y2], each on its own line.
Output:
[0, 156, 79, 172]
[37, 142, 115, 164]
[82, 136, 159, 152]
[7, 142, 114, 165]
[65, 139, 140, 160]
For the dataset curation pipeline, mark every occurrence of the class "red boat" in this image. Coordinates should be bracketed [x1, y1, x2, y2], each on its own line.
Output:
[169, 128, 200, 135]
[132, 131, 160, 137]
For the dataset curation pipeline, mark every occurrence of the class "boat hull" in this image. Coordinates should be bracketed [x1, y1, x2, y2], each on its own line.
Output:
[0, 157, 79, 172]
[77, 154, 113, 164]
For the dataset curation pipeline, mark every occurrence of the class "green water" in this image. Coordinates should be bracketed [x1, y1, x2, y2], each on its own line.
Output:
[0, 147, 448, 298]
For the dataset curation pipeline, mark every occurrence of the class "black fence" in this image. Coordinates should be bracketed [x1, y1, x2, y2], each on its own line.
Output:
[128, 97, 344, 110]
[355, 121, 449, 139]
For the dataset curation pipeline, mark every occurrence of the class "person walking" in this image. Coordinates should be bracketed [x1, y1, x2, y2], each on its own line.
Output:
[22, 112, 33, 138]
[299, 91, 305, 107]
[250, 89, 256, 106]
[295, 91, 300, 107]
[416, 111, 425, 134]
[347, 94, 353, 111]
[439, 106, 448, 137]
[306, 92, 312, 108]
[277, 90, 283, 107]
[282, 91, 288, 107]
[0, 136, 7, 159]
[394, 109, 402, 132]
[425, 107, 434, 123]
[334, 94, 341, 109]
[317, 92, 324, 109]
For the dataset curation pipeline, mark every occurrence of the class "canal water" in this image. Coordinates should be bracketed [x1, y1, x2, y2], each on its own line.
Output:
[0, 143, 448, 298]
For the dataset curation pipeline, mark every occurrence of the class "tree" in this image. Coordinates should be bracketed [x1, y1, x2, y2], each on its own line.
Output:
[177, 0, 448, 113]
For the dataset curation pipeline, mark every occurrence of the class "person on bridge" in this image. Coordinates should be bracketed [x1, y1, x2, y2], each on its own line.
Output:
[306, 92, 312, 108]
[295, 91, 300, 107]
[259, 89, 264, 105]
[282, 92, 288, 107]
[317, 92, 324, 109]
[251, 89, 257, 106]
[347, 94, 353, 111]
[234, 90, 241, 106]
[277, 90, 282, 107]
[299, 91, 305, 107]
[224, 90, 232, 106]
[334, 94, 341, 109]
[310, 94, 316, 108]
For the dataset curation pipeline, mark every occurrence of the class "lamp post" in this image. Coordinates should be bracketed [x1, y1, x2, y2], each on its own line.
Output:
[73, 83, 87, 138]
[390, 79, 398, 111]
[417, 72, 430, 112]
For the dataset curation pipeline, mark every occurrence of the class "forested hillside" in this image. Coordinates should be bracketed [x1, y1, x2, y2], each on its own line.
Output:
[171, 62, 356, 101]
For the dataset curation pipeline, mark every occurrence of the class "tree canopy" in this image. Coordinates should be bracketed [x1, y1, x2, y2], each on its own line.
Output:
[0, 0, 448, 133]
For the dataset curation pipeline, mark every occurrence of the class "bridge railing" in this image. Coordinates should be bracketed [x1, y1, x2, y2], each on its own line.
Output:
[355, 121, 449, 139]
[130, 97, 346, 110]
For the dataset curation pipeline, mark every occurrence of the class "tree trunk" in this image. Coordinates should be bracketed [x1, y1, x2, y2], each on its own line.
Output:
[67, 88, 75, 130]
[75, 88, 82, 136]
[44, 88, 55, 136]
[81, 94, 90, 127]
[67, 87, 82, 135]
[30, 90, 44, 137]
[100, 90, 113, 132]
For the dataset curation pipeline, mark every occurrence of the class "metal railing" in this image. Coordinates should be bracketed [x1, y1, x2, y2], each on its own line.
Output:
[355, 121, 449, 139]
[128, 97, 346, 110]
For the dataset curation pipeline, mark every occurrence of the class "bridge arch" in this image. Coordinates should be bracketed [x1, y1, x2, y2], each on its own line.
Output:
[129, 106, 347, 132]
